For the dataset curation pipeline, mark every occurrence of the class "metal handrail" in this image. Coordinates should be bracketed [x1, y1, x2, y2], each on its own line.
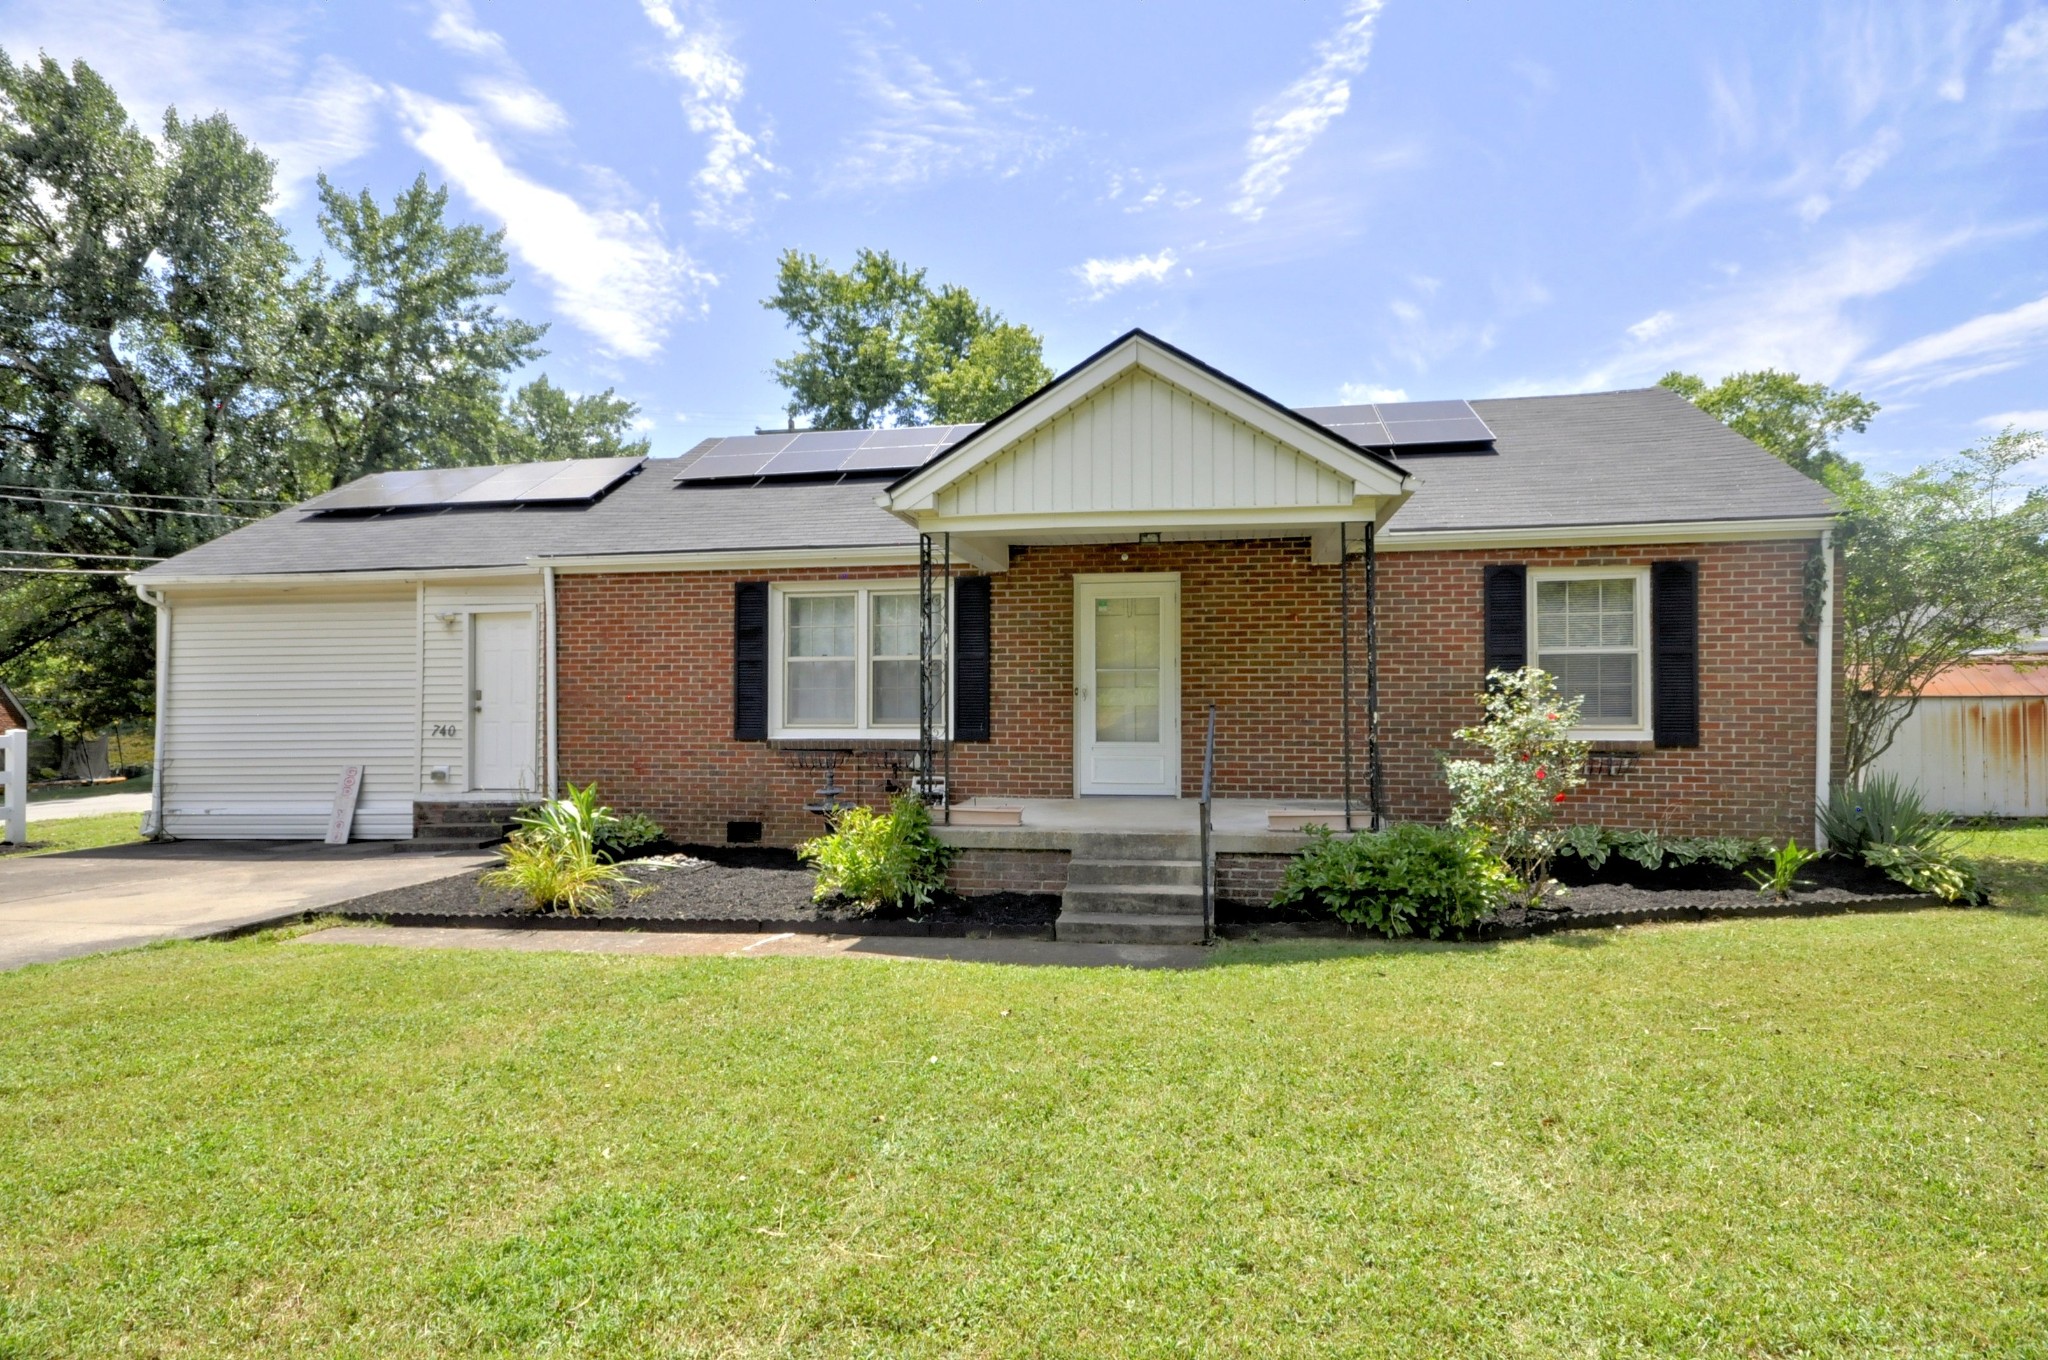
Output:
[1199, 702, 1217, 943]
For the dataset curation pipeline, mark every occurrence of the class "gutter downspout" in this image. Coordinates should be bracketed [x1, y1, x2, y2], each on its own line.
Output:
[543, 564, 559, 799]
[133, 582, 170, 839]
[1813, 528, 1835, 848]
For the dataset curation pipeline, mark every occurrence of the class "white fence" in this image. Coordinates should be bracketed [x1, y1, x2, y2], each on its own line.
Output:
[1871, 695, 2048, 817]
[2, 728, 24, 845]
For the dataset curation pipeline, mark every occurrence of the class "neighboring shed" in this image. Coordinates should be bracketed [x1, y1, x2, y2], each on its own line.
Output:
[0, 681, 26, 733]
[1870, 659, 2048, 816]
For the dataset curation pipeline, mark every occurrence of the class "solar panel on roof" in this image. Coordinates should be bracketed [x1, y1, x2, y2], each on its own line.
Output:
[307, 456, 645, 514]
[1295, 399, 1494, 450]
[672, 422, 983, 484]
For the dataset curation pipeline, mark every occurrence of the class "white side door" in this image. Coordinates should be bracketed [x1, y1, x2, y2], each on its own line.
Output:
[1074, 575, 1180, 796]
[471, 611, 537, 792]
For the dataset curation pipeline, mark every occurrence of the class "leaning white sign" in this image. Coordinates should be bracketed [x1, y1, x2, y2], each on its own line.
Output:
[326, 764, 365, 845]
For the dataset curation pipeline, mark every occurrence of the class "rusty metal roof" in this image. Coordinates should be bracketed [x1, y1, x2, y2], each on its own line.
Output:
[1915, 659, 2048, 698]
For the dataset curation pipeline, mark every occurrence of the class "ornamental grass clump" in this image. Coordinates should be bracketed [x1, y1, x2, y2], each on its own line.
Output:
[483, 782, 634, 916]
[1441, 667, 1590, 908]
[798, 794, 955, 913]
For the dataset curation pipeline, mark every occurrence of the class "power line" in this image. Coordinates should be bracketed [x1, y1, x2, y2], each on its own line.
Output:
[0, 482, 291, 509]
[0, 492, 257, 522]
[0, 565, 138, 576]
[0, 548, 166, 561]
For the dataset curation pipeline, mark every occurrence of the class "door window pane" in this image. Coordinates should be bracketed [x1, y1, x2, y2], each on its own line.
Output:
[1095, 595, 1161, 743]
[787, 594, 856, 725]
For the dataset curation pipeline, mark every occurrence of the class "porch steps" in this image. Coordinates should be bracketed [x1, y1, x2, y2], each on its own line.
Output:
[403, 800, 524, 850]
[1055, 835, 1207, 946]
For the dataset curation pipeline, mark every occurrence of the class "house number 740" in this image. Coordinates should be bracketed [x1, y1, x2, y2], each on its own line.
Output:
[431, 723, 458, 738]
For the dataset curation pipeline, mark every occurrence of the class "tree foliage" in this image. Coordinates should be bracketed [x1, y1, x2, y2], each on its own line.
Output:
[0, 52, 645, 737]
[1658, 368, 1878, 481]
[1834, 430, 2048, 774]
[764, 247, 1052, 429]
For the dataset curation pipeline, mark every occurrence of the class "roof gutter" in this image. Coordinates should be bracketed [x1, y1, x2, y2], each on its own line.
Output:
[132, 581, 170, 839]
[1376, 515, 1834, 551]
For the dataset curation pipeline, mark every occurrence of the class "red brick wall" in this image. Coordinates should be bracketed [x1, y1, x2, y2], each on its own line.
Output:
[555, 536, 1833, 847]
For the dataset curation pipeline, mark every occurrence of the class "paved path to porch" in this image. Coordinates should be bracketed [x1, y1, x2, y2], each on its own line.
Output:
[295, 924, 1211, 969]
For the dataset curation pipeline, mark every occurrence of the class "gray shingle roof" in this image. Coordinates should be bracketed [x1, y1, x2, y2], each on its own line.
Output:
[137, 386, 1831, 580]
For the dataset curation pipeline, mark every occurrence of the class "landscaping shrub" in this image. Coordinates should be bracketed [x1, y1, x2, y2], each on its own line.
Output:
[798, 794, 954, 912]
[1554, 827, 1774, 874]
[595, 811, 664, 861]
[1442, 667, 1589, 906]
[1747, 839, 1822, 899]
[1817, 774, 1983, 902]
[484, 782, 633, 915]
[1273, 824, 1513, 938]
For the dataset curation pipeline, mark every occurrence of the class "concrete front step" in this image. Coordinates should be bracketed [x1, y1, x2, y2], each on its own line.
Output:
[1064, 858, 1204, 887]
[1056, 911, 1206, 945]
[1061, 883, 1203, 915]
[1068, 832, 1203, 861]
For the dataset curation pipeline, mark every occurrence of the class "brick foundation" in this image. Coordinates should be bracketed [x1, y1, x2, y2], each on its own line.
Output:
[945, 848, 1071, 896]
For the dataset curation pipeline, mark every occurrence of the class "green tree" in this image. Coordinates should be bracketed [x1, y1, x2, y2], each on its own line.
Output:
[1658, 369, 1878, 481]
[499, 376, 649, 462]
[1835, 429, 2048, 776]
[0, 53, 301, 728]
[289, 174, 545, 492]
[764, 247, 1052, 429]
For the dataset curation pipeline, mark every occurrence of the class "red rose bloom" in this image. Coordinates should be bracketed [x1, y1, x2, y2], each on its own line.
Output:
[1553, 793, 1566, 803]
[1534, 767, 1546, 780]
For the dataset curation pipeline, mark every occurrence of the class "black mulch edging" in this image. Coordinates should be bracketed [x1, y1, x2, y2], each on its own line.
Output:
[1217, 854, 1953, 941]
[323, 842, 1061, 939]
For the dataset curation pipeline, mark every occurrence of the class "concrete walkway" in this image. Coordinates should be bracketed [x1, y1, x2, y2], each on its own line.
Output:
[0, 842, 492, 970]
[297, 923, 1212, 969]
[26, 791, 154, 823]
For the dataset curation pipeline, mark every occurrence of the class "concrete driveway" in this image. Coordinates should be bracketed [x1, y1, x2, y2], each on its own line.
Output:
[0, 841, 492, 971]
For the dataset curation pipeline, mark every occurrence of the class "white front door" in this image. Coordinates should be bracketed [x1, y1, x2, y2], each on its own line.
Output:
[1074, 575, 1180, 795]
[471, 612, 537, 792]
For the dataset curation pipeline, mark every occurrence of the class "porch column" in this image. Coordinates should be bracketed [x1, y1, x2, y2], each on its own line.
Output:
[917, 532, 951, 819]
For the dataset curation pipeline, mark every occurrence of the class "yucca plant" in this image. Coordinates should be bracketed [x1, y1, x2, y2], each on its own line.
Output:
[484, 782, 631, 915]
[1817, 773, 1945, 855]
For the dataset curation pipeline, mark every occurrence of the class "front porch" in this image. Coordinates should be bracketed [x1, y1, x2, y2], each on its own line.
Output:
[933, 795, 1353, 853]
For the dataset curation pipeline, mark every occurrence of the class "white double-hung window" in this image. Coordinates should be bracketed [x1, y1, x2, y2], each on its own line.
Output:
[774, 585, 935, 736]
[1529, 567, 1652, 740]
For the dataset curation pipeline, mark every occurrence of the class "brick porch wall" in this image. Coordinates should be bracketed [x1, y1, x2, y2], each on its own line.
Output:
[555, 535, 1833, 847]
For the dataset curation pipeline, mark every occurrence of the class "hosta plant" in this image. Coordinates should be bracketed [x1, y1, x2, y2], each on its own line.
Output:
[1441, 667, 1590, 908]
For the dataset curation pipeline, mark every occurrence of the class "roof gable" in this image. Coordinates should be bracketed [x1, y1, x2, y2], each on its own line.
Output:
[886, 331, 1408, 519]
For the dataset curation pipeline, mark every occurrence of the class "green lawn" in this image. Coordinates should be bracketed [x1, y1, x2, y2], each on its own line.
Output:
[26, 773, 151, 806]
[1, 849, 2045, 1354]
[0, 810, 147, 858]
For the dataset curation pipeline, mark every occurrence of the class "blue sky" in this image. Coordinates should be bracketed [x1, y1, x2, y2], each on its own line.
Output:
[9, 0, 2048, 474]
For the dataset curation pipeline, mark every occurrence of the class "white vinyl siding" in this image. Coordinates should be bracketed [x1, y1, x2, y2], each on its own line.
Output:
[932, 370, 1358, 518]
[160, 588, 418, 839]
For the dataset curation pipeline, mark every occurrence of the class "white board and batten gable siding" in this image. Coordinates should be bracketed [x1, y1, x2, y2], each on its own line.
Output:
[160, 587, 419, 839]
[932, 370, 1361, 520]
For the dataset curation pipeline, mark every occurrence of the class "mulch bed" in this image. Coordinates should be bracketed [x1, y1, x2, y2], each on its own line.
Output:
[325, 843, 1060, 938]
[325, 842, 1951, 944]
[1219, 855, 1946, 940]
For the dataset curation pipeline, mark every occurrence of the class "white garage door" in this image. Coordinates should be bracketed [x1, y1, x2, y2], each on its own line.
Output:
[161, 589, 418, 839]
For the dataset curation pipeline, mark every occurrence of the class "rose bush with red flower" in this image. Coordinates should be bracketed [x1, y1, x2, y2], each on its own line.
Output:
[1441, 666, 1590, 909]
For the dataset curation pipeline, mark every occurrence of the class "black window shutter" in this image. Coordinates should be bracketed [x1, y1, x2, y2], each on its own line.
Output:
[952, 575, 992, 742]
[1651, 560, 1700, 748]
[1482, 565, 1527, 680]
[732, 581, 769, 741]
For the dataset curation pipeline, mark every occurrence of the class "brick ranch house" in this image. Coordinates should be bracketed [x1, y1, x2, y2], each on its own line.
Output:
[133, 331, 1840, 940]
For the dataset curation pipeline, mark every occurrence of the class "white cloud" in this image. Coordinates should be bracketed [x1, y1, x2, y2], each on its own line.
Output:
[427, 0, 506, 61]
[1577, 225, 1978, 389]
[462, 76, 567, 133]
[1338, 382, 1408, 403]
[1627, 310, 1677, 343]
[392, 90, 709, 358]
[1991, 7, 2048, 107]
[1075, 249, 1179, 299]
[0, 0, 380, 207]
[831, 32, 1065, 190]
[1231, 0, 1386, 221]
[1978, 409, 2048, 431]
[1855, 292, 2048, 389]
[638, 0, 775, 229]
